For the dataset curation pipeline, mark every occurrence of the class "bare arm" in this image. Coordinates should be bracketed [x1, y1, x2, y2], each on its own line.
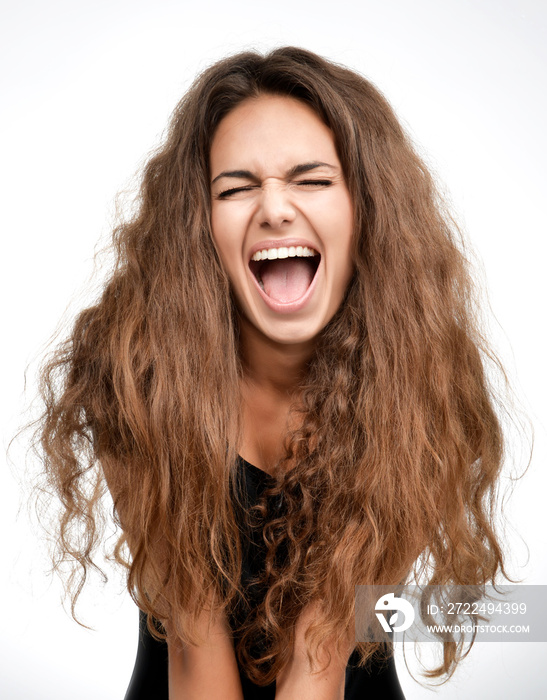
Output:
[99, 454, 242, 699]
[275, 602, 355, 700]
[168, 601, 244, 700]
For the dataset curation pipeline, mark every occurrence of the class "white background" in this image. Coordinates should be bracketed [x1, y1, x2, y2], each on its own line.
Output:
[1, 0, 546, 698]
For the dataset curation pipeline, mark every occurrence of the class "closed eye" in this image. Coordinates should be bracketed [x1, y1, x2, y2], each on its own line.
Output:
[295, 179, 333, 187]
[216, 185, 258, 199]
[216, 179, 333, 199]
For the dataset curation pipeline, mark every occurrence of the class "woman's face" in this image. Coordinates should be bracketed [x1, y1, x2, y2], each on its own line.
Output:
[210, 94, 354, 347]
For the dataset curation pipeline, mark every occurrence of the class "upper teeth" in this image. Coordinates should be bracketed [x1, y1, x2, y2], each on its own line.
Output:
[251, 246, 318, 261]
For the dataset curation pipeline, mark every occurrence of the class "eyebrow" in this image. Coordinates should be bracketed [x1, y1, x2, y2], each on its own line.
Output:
[211, 161, 337, 185]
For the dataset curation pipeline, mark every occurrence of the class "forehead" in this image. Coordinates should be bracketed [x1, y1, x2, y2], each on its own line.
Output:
[209, 94, 340, 176]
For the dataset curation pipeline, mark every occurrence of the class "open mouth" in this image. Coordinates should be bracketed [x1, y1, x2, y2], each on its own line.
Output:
[249, 246, 321, 304]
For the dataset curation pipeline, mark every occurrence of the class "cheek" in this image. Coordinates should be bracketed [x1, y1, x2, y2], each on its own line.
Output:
[316, 187, 353, 231]
[210, 207, 225, 254]
[210, 209, 249, 307]
[211, 204, 248, 252]
[327, 194, 354, 290]
[318, 192, 354, 255]
[210, 210, 235, 272]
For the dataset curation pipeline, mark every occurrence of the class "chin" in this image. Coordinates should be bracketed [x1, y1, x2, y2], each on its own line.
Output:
[255, 318, 326, 347]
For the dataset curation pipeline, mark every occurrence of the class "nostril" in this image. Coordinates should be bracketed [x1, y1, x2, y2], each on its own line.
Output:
[260, 218, 293, 229]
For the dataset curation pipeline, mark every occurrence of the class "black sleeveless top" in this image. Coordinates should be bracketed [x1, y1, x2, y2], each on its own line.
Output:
[124, 457, 406, 699]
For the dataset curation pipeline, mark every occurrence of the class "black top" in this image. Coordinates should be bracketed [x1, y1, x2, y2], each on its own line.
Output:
[124, 457, 405, 699]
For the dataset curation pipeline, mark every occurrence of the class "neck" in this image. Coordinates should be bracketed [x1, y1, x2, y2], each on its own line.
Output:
[237, 316, 315, 472]
[238, 316, 315, 395]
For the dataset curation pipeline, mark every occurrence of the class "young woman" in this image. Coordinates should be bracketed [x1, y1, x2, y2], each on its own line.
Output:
[36, 47, 508, 699]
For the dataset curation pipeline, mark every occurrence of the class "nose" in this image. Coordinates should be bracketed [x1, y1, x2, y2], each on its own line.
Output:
[256, 183, 296, 229]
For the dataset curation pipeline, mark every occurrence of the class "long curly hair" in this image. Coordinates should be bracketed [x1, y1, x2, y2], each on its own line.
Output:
[34, 46, 510, 684]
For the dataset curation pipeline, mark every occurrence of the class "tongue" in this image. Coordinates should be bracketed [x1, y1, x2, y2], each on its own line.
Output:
[261, 258, 315, 303]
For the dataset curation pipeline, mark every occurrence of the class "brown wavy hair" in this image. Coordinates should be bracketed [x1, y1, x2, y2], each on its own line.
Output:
[34, 46, 510, 684]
